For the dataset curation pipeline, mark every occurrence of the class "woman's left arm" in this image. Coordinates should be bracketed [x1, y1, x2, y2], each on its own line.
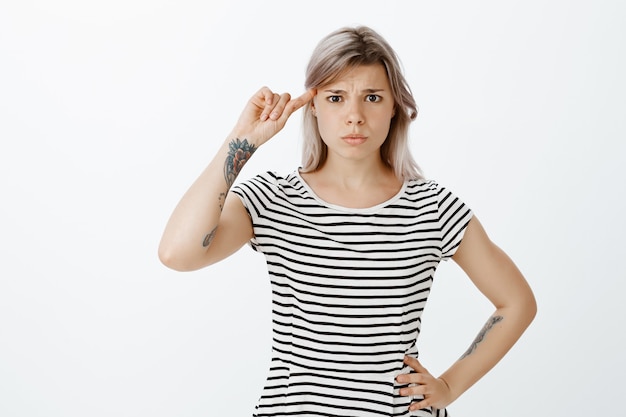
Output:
[397, 215, 537, 411]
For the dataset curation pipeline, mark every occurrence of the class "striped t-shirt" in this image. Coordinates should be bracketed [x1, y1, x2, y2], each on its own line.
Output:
[231, 170, 473, 417]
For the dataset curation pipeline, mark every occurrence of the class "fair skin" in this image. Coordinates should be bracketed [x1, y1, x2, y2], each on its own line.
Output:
[159, 63, 536, 412]
[302, 64, 402, 208]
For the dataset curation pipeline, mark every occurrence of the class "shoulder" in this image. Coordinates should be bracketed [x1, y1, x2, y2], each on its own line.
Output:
[404, 178, 446, 201]
[231, 170, 307, 206]
[405, 178, 464, 202]
[403, 178, 473, 225]
[233, 170, 300, 192]
[409, 179, 473, 258]
[406, 178, 437, 190]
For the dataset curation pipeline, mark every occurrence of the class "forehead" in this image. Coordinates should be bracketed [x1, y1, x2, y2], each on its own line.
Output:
[322, 63, 391, 90]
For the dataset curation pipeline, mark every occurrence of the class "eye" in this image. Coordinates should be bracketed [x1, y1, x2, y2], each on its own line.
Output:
[327, 95, 342, 103]
[366, 94, 382, 102]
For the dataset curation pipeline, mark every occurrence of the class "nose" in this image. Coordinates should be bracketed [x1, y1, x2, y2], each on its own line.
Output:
[345, 101, 364, 125]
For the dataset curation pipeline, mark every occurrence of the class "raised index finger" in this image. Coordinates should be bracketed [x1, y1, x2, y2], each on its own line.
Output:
[287, 89, 317, 112]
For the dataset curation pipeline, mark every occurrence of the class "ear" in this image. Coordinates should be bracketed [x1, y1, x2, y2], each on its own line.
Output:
[311, 99, 317, 117]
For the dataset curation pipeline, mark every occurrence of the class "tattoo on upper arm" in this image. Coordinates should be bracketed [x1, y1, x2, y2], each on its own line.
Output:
[224, 138, 256, 188]
[460, 315, 504, 359]
[202, 226, 218, 248]
[218, 192, 226, 212]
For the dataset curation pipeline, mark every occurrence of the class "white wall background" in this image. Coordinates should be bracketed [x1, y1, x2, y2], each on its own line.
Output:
[1, 1, 624, 416]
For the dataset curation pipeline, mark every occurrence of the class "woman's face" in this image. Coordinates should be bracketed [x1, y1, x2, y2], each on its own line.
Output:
[312, 63, 396, 166]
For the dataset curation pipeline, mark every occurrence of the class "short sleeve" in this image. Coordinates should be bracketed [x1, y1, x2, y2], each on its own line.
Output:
[435, 183, 473, 260]
[230, 177, 263, 253]
[229, 170, 290, 253]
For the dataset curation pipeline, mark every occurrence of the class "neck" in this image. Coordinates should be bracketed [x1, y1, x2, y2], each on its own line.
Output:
[315, 155, 398, 190]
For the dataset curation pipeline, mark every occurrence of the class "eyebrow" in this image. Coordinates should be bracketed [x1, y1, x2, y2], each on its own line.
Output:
[323, 88, 386, 94]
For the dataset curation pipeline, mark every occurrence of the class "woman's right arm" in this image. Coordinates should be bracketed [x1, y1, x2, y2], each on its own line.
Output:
[158, 87, 315, 272]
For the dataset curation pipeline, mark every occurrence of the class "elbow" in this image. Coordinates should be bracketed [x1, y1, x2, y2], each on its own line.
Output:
[158, 242, 200, 272]
[499, 285, 537, 330]
[515, 286, 538, 329]
[158, 244, 184, 271]
[526, 290, 538, 325]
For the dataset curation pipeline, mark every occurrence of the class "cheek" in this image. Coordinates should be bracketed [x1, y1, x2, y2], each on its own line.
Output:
[314, 114, 329, 140]
[315, 112, 338, 132]
[373, 111, 394, 129]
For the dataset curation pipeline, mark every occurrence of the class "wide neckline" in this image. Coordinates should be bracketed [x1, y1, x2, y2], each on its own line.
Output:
[295, 169, 408, 214]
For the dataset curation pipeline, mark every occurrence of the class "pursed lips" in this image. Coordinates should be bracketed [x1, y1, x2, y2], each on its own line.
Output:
[341, 134, 367, 145]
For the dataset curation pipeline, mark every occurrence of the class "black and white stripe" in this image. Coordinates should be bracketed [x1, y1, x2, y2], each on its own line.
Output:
[232, 171, 472, 417]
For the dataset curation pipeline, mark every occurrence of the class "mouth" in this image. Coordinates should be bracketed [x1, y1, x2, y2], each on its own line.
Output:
[341, 134, 367, 145]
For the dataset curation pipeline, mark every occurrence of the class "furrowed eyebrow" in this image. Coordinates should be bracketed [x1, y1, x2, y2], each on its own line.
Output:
[323, 88, 386, 94]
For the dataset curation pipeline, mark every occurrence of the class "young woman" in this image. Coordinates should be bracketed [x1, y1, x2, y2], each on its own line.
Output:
[159, 26, 536, 417]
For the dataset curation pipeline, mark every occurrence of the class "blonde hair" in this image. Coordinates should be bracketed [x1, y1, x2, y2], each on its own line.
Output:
[301, 26, 422, 180]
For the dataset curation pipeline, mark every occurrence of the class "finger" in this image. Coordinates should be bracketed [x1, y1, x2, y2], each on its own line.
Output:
[280, 89, 316, 118]
[399, 383, 427, 397]
[289, 89, 317, 112]
[409, 397, 432, 412]
[261, 93, 281, 121]
[404, 355, 429, 373]
[268, 93, 292, 120]
[254, 86, 275, 105]
[396, 372, 427, 386]
[253, 87, 275, 121]
[259, 86, 275, 104]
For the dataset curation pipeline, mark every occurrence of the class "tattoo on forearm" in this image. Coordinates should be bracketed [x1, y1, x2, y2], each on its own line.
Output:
[202, 226, 218, 248]
[224, 138, 256, 188]
[460, 315, 504, 359]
